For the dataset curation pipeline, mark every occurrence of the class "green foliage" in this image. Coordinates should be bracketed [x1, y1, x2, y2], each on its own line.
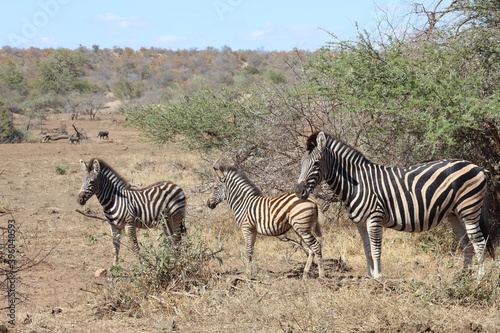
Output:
[267, 68, 287, 84]
[125, 87, 266, 150]
[33, 48, 94, 95]
[306, 33, 499, 157]
[55, 165, 67, 175]
[107, 226, 222, 300]
[417, 268, 500, 307]
[133, 233, 220, 292]
[112, 78, 145, 100]
[0, 108, 23, 143]
[415, 224, 458, 255]
[88, 234, 98, 244]
[24, 93, 63, 113]
[0, 62, 28, 96]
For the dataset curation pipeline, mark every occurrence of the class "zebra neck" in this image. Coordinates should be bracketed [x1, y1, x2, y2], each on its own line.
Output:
[95, 169, 129, 210]
[326, 138, 370, 202]
[226, 187, 257, 212]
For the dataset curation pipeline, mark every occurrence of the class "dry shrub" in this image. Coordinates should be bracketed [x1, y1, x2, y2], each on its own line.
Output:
[100, 224, 223, 312]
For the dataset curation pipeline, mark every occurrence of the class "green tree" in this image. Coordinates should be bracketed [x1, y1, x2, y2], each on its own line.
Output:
[34, 48, 97, 95]
[125, 87, 264, 150]
[112, 78, 144, 101]
[0, 62, 28, 96]
[0, 106, 23, 143]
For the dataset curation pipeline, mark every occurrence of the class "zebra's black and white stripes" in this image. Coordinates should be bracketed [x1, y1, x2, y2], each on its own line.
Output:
[295, 131, 495, 278]
[207, 165, 324, 279]
[78, 158, 186, 265]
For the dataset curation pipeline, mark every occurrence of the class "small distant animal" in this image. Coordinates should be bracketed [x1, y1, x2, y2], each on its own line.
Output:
[68, 136, 80, 144]
[97, 131, 109, 139]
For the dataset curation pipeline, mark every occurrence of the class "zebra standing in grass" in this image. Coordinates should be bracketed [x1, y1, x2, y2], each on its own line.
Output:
[78, 158, 186, 265]
[295, 132, 495, 278]
[207, 165, 324, 279]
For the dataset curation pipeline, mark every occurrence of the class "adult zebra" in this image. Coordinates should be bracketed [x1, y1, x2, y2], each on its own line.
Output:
[78, 158, 186, 265]
[207, 165, 324, 279]
[295, 132, 495, 278]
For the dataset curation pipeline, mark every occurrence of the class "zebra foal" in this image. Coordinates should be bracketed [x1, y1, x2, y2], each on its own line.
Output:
[295, 132, 495, 278]
[78, 158, 186, 265]
[207, 165, 324, 279]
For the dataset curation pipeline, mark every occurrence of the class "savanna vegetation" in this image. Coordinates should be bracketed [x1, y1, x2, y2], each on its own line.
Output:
[1, 0, 500, 332]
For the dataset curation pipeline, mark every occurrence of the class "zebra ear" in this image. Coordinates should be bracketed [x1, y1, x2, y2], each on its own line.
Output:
[80, 159, 88, 171]
[213, 167, 225, 181]
[92, 159, 101, 173]
[317, 132, 327, 150]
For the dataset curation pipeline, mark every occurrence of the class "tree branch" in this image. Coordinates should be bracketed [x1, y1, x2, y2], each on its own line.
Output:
[75, 209, 107, 222]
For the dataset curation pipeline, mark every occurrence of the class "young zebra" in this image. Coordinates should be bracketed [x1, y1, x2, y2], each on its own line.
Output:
[207, 165, 324, 279]
[295, 131, 495, 278]
[78, 158, 186, 265]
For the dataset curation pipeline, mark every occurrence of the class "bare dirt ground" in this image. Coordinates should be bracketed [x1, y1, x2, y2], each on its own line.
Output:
[1, 112, 499, 332]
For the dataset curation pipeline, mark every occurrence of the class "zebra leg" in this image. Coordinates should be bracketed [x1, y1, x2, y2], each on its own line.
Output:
[303, 248, 315, 280]
[167, 210, 185, 245]
[448, 215, 474, 273]
[366, 220, 384, 278]
[356, 224, 375, 277]
[461, 218, 487, 278]
[242, 228, 257, 277]
[293, 227, 324, 279]
[125, 225, 140, 256]
[110, 225, 122, 266]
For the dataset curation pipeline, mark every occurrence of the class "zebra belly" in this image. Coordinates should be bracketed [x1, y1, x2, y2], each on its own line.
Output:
[255, 218, 291, 236]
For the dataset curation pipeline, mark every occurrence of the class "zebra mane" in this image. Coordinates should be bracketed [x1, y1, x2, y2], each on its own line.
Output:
[86, 158, 131, 190]
[219, 165, 263, 197]
[306, 132, 370, 163]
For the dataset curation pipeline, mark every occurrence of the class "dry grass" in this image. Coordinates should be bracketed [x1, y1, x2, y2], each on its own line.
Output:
[1, 113, 499, 333]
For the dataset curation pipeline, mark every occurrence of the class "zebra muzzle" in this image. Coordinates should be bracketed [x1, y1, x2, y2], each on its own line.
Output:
[77, 192, 87, 205]
[295, 182, 309, 200]
[207, 199, 218, 209]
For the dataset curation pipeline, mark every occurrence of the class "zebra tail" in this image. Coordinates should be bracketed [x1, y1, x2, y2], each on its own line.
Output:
[479, 210, 495, 260]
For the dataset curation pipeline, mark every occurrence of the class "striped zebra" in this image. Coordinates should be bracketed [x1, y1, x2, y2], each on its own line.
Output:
[295, 131, 495, 278]
[78, 158, 186, 265]
[207, 165, 324, 279]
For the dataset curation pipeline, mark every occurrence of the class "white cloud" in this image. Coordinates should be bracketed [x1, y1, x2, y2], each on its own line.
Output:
[248, 30, 266, 39]
[96, 12, 150, 29]
[96, 12, 123, 21]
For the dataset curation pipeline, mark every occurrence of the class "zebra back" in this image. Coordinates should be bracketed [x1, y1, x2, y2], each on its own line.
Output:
[212, 165, 320, 236]
[79, 158, 186, 231]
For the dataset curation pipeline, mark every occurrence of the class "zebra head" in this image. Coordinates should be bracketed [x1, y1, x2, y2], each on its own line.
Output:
[295, 131, 327, 200]
[78, 159, 101, 205]
[207, 167, 228, 209]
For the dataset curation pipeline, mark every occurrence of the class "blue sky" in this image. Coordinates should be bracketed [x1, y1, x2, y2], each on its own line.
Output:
[1, 0, 405, 51]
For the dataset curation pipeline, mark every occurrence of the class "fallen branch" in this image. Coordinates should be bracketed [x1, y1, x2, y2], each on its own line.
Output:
[75, 209, 107, 222]
[41, 135, 69, 142]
